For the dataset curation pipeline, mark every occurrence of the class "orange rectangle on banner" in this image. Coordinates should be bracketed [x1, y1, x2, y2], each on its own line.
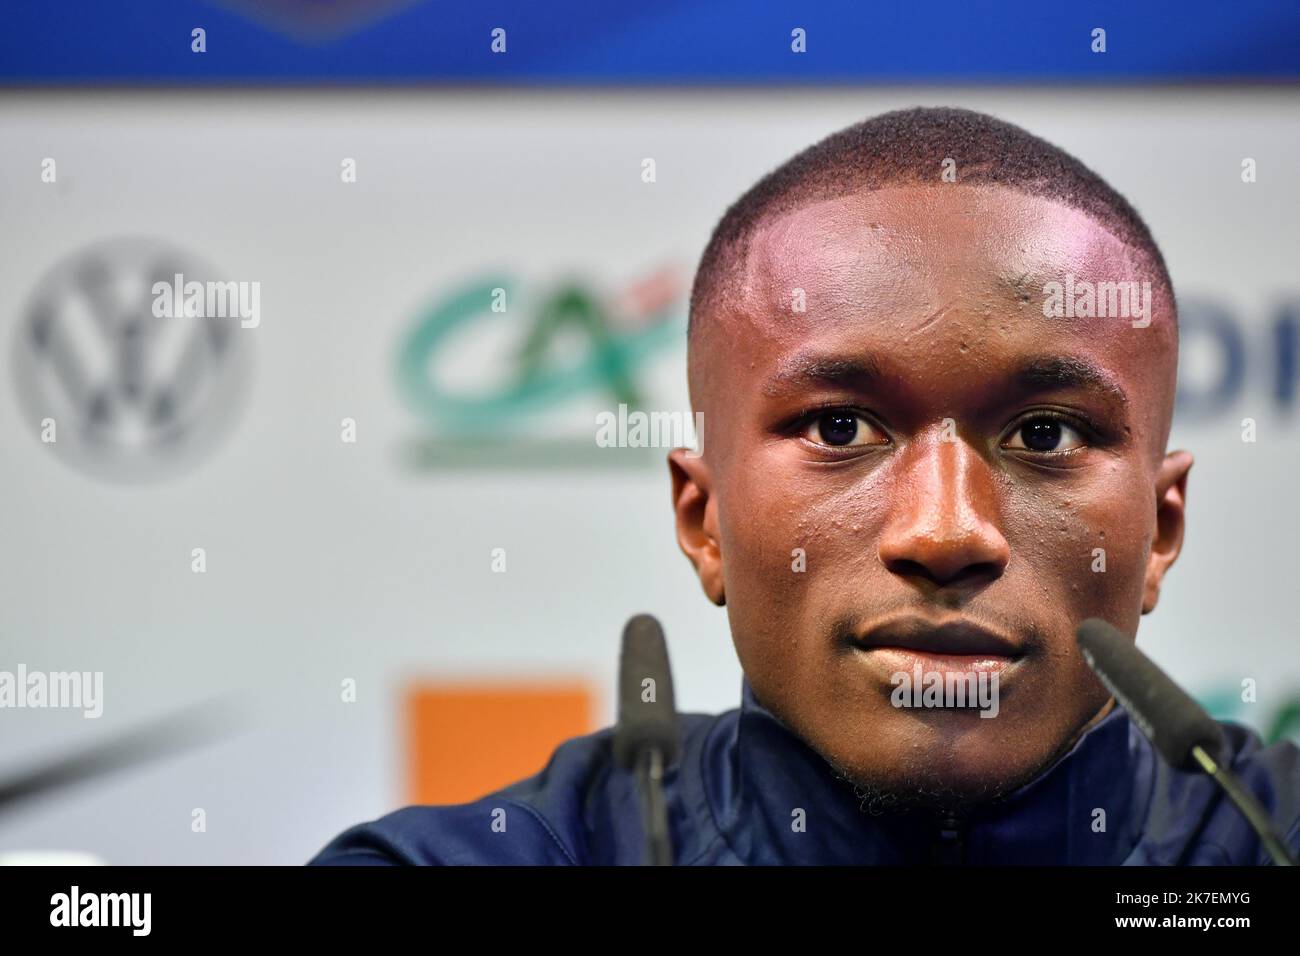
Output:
[406, 683, 595, 806]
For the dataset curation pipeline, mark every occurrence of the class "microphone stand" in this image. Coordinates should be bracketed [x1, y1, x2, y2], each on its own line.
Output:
[1189, 744, 1295, 866]
[635, 747, 673, 866]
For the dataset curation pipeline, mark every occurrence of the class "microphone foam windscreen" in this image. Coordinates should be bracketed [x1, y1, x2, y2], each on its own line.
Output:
[613, 613, 680, 769]
[1076, 618, 1226, 770]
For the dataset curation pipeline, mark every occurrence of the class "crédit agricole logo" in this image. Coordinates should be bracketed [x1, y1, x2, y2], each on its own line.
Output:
[395, 266, 687, 468]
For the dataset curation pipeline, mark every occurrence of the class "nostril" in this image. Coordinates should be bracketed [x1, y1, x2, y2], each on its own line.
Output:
[941, 562, 1004, 589]
[884, 557, 932, 581]
[884, 556, 1003, 590]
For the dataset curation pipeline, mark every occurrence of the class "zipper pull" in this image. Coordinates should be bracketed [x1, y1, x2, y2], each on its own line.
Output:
[931, 811, 966, 865]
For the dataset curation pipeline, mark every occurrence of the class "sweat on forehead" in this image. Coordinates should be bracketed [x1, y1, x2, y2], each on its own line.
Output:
[731, 184, 1167, 324]
[688, 106, 1174, 341]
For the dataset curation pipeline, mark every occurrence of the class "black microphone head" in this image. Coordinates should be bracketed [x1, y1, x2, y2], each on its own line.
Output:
[1076, 618, 1226, 771]
[613, 613, 680, 769]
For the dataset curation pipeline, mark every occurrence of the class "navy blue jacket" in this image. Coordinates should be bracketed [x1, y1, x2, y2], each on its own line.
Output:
[310, 681, 1300, 865]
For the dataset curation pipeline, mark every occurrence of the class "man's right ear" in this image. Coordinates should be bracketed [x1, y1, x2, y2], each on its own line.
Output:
[668, 448, 725, 606]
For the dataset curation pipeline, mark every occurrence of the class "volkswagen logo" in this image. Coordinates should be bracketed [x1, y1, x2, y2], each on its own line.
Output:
[12, 237, 253, 482]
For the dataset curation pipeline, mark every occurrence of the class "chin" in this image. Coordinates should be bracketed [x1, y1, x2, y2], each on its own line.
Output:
[832, 756, 1049, 814]
[820, 721, 1060, 814]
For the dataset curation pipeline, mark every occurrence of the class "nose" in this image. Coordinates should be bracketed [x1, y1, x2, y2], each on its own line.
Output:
[877, 430, 1010, 591]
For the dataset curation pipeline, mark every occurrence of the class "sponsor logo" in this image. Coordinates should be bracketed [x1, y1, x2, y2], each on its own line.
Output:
[12, 238, 253, 482]
[395, 267, 686, 467]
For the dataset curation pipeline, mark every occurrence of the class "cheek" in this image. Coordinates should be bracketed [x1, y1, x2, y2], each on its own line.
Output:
[717, 469, 809, 607]
[1002, 464, 1153, 620]
[785, 475, 895, 576]
[719, 464, 892, 615]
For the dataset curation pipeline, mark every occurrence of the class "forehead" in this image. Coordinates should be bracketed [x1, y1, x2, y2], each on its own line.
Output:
[713, 184, 1175, 417]
[736, 184, 1153, 319]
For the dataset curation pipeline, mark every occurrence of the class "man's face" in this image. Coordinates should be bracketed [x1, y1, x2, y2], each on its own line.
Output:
[672, 184, 1192, 809]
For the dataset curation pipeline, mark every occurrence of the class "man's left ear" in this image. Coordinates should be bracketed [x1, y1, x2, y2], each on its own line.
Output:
[1142, 449, 1194, 614]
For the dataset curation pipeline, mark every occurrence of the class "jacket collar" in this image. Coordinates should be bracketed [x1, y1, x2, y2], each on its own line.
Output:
[700, 679, 1155, 864]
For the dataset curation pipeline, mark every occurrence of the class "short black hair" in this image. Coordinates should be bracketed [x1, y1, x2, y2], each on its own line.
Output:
[689, 106, 1173, 335]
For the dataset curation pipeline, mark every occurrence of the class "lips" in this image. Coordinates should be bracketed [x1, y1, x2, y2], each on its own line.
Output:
[850, 616, 1024, 659]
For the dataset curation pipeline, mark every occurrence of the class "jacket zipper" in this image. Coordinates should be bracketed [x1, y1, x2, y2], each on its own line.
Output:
[931, 810, 967, 865]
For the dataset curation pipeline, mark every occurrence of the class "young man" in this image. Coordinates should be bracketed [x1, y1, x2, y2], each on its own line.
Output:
[311, 107, 1300, 865]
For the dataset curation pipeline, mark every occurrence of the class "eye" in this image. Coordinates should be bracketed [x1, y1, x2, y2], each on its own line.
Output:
[801, 409, 887, 448]
[1002, 414, 1087, 454]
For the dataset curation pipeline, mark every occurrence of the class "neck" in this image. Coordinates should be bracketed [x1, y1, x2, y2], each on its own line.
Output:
[707, 682, 1151, 864]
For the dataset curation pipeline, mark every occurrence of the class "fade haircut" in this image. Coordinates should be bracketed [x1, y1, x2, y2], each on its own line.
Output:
[688, 106, 1174, 337]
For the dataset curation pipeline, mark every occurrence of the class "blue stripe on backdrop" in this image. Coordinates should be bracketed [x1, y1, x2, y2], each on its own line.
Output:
[2, 0, 1298, 84]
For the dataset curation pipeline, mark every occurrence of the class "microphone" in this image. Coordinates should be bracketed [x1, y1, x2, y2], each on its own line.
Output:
[1077, 618, 1296, 866]
[613, 613, 680, 865]
[0, 695, 246, 815]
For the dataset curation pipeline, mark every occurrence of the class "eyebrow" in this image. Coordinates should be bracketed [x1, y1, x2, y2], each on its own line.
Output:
[1014, 356, 1128, 405]
[761, 352, 885, 398]
[761, 350, 1127, 405]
